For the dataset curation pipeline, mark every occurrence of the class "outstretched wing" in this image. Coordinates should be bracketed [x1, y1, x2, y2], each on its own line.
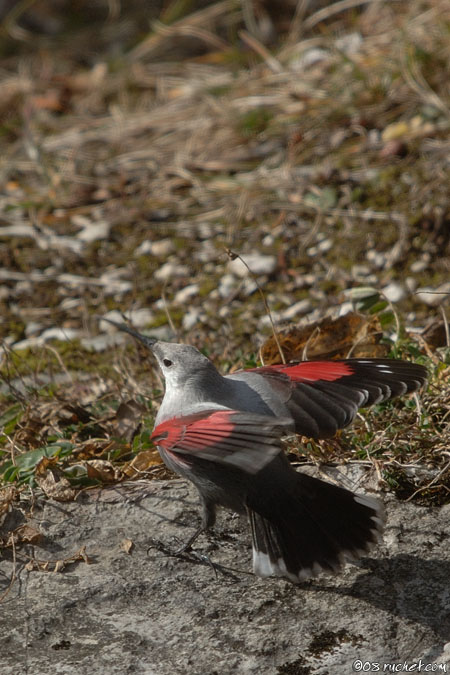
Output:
[250, 358, 427, 438]
[152, 409, 292, 474]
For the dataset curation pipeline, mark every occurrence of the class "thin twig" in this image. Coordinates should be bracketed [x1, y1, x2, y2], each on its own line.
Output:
[303, 0, 400, 31]
[439, 305, 450, 348]
[225, 248, 286, 364]
[238, 30, 283, 74]
[302, 326, 321, 362]
[405, 460, 450, 503]
[161, 283, 180, 341]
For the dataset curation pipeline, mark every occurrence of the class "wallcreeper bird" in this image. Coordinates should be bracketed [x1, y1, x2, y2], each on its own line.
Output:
[103, 318, 427, 583]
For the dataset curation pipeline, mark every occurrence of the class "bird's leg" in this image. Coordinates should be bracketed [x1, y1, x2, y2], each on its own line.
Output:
[173, 496, 216, 554]
[172, 524, 207, 555]
[148, 497, 224, 574]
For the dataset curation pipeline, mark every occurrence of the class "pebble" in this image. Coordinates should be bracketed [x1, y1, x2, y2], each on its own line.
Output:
[82, 333, 126, 352]
[306, 238, 332, 256]
[120, 308, 154, 327]
[218, 274, 236, 299]
[72, 215, 111, 243]
[416, 283, 450, 306]
[382, 282, 406, 303]
[182, 307, 205, 331]
[135, 239, 175, 257]
[12, 327, 81, 351]
[154, 262, 189, 281]
[352, 264, 372, 278]
[405, 277, 417, 293]
[366, 250, 386, 268]
[25, 321, 44, 337]
[410, 259, 428, 273]
[228, 254, 277, 278]
[258, 299, 312, 326]
[174, 284, 199, 305]
[279, 299, 312, 320]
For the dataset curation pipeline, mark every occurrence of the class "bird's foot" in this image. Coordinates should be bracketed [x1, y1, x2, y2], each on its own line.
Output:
[146, 536, 238, 580]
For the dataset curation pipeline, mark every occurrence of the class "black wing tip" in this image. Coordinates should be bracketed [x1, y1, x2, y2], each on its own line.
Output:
[345, 358, 428, 390]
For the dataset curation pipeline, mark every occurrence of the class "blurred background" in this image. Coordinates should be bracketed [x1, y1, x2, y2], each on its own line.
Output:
[1, 0, 449, 354]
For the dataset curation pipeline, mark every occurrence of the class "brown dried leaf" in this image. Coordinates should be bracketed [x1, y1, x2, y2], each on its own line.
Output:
[13, 524, 42, 545]
[122, 449, 163, 478]
[85, 459, 123, 484]
[422, 320, 449, 349]
[24, 546, 91, 574]
[35, 456, 54, 477]
[2, 524, 42, 548]
[260, 312, 388, 365]
[0, 486, 19, 523]
[78, 545, 91, 564]
[113, 399, 145, 442]
[73, 439, 115, 460]
[35, 460, 77, 502]
[54, 559, 66, 573]
[120, 538, 134, 554]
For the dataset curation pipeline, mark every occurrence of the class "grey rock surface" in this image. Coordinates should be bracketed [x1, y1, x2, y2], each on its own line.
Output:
[1, 467, 450, 675]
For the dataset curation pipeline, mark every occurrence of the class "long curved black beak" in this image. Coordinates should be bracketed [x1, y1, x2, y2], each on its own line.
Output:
[100, 317, 157, 350]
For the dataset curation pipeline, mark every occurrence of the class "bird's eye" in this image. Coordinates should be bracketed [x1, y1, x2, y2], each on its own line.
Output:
[163, 358, 173, 367]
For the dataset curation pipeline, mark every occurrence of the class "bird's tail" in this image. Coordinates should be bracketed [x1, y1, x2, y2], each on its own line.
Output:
[247, 470, 385, 583]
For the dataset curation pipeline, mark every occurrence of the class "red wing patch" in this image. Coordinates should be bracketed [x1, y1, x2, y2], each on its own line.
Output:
[252, 361, 354, 383]
[151, 409, 292, 473]
[151, 410, 235, 452]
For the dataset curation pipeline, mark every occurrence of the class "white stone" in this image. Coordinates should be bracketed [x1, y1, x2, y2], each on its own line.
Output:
[174, 284, 199, 305]
[317, 238, 332, 253]
[258, 300, 311, 326]
[241, 278, 259, 296]
[135, 238, 175, 257]
[25, 321, 43, 337]
[12, 327, 81, 351]
[72, 215, 111, 243]
[228, 254, 277, 278]
[416, 283, 450, 306]
[81, 333, 126, 352]
[382, 282, 406, 303]
[280, 299, 312, 320]
[182, 308, 204, 331]
[154, 262, 189, 281]
[352, 264, 371, 278]
[40, 327, 81, 342]
[218, 274, 236, 299]
[405, 277, 417, 293]
[410, 259, 428, 273]
[366, 250, 386, 268]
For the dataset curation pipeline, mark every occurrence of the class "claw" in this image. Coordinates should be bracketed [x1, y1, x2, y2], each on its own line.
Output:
[146, 537, 240, 580]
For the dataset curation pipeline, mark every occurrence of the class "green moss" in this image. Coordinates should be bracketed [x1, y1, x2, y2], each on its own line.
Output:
[0, 340, 113, 378]
[237, 108, 273, 138]
[198, 279, 216, 297]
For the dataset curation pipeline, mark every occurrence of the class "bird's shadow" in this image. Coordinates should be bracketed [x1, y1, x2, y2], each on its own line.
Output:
[316, 554, 450, 640]
[135, 488, 450, 639]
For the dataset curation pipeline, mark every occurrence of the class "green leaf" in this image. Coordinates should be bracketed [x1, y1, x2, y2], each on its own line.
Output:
[0, 403, 23, 436]
[0, 442, 75, 485]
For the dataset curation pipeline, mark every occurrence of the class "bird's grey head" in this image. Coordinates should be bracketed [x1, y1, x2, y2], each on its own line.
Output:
[99, 317, 218, 390]
[151, 342, 216, 388]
